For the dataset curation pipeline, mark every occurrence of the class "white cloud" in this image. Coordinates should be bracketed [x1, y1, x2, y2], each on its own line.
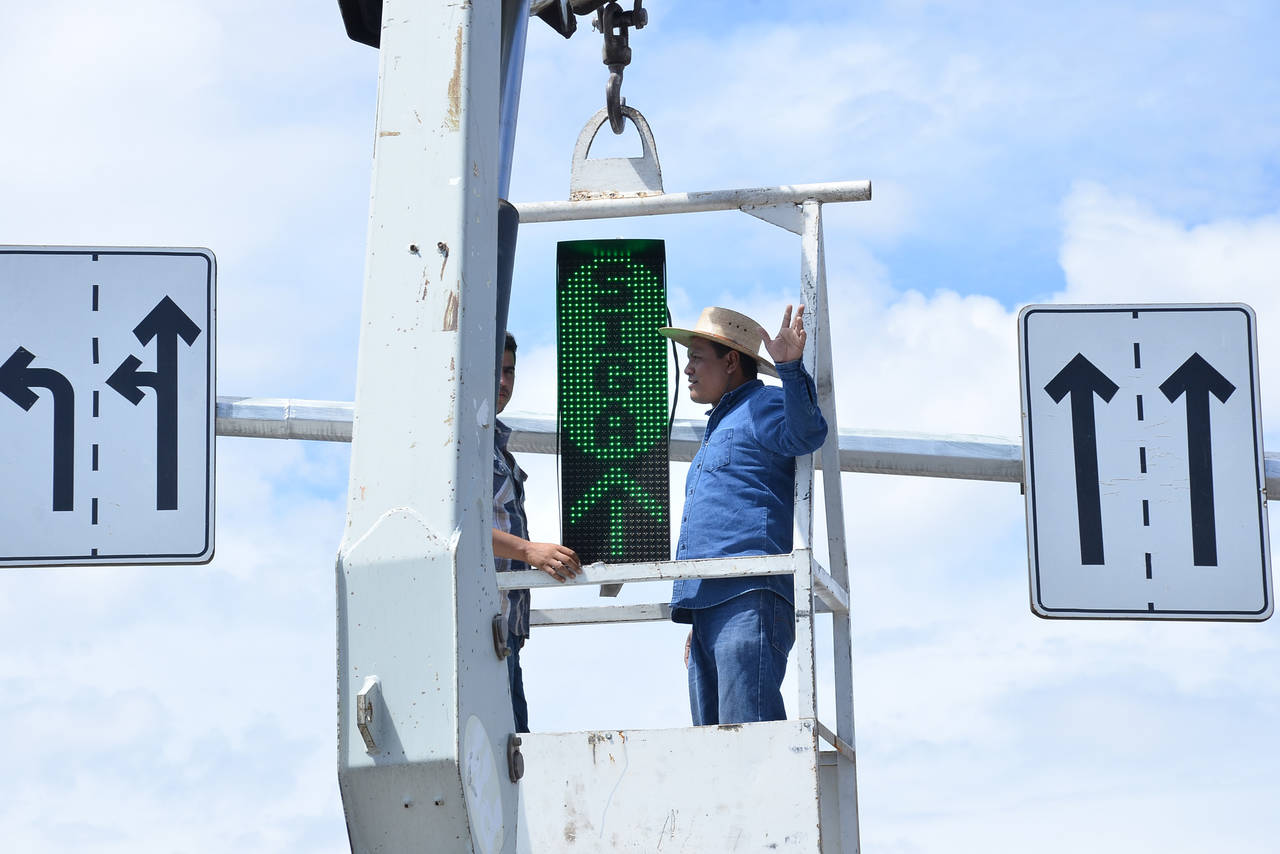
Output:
[1059, 182, 1280, 304]
[1057, 182, 1280, 437]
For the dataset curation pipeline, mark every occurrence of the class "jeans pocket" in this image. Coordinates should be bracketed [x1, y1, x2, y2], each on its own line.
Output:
[770, 593, 796, 656]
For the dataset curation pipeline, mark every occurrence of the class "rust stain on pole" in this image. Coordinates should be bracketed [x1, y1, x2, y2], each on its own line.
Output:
[445, 26, 463, 130]
[442, 290, 460, 331]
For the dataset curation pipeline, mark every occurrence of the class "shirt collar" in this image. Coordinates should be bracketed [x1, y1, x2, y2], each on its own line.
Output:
[705, 378, 763, 418]
[494, 418, 512, 450]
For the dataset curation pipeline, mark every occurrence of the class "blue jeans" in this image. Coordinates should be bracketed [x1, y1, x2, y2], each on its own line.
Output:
[687, 590, 795, 725]
[507, 634, 529, 733]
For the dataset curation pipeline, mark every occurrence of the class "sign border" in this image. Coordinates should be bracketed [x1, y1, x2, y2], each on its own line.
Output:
[1019, 302, 1272, 620]
[0, 245, 216, 567]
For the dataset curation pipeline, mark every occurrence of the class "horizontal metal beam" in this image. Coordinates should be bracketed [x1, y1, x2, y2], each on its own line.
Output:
[214, 397, 1025, 483]
[506, 552, 846, 620]
[496, 552, 798, 592]
[530, 603, 671, 627]
[529, 598, 839, 629]
[214, 396, 1280, 492]
[513, 180, 871, 224]
[217, 396, 353, 442]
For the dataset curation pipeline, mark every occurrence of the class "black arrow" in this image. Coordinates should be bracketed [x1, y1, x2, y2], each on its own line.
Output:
[0, 346, 75, 511]
[1159, 353, 1235, 566]
[106, 296, 202, 510]
[1045, 353, 1119, 565]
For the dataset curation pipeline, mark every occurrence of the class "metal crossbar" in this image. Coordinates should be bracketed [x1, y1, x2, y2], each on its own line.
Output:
[215, 397, 1033, 483]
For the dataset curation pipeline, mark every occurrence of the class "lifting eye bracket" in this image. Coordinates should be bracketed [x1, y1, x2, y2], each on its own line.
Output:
[592, 0, 647, 133]
[492, 613, 511, 660]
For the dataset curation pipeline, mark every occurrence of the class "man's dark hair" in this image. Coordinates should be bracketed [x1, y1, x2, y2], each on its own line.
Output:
[708, 340, 758, 380]
[504, 332, 517, 356]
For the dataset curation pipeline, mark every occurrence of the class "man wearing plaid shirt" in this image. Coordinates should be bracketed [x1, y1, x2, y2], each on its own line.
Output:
[492, 332, 580, 732]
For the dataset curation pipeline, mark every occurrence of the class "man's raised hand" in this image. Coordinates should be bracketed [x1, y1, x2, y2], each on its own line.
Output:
[760, 303, 807, 365]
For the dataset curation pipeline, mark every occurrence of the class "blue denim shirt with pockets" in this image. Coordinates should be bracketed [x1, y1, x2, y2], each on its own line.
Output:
[670, 359, 828, 623]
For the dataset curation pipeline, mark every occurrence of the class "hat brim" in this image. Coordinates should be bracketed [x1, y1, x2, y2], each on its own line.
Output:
[657, 327, 779, 378]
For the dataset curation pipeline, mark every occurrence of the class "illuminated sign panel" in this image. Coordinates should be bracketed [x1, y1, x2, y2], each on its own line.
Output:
[557, 239, 669, 564]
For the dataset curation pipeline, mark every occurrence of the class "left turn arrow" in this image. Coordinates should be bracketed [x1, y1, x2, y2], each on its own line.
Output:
[0, 346, 75, 511]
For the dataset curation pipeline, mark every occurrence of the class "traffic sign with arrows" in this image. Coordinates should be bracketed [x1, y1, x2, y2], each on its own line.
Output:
[0, 247, 216, 567]
[1019, 304, 1271, 621]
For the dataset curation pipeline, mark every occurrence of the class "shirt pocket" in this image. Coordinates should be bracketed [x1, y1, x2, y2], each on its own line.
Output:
[705, 428, 734, 471]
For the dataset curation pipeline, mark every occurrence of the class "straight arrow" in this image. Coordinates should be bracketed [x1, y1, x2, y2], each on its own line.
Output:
[568, 467, 665, 557]
[105, 296, 202, 510]
[1044, 353, 1119, 565]
[0, 346, 75, 511]
[1159, 352, 1235, 566]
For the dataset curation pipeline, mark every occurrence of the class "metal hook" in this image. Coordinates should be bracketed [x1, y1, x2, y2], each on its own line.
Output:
[606, 72, 626, 134]
[595, 0, 644, 135]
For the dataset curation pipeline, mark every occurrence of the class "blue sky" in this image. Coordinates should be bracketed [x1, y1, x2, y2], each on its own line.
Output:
[2, 1, 1279, 852]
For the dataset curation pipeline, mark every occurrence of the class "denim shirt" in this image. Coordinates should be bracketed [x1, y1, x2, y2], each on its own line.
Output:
[493, 419, 531, 638]
[670, 359, 828, 623]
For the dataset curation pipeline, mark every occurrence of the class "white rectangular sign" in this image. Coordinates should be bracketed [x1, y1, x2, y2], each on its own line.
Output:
[0, 247, 215, 566]
[1019, 304, 1271, 620]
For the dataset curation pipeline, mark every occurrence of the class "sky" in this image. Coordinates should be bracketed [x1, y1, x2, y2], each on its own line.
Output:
[1, 1, 1279, 851]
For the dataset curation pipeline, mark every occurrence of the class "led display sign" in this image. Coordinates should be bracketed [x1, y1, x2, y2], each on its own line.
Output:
[557, 239, 669, 564]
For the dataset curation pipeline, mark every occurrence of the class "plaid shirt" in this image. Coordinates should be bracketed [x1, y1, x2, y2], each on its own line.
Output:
[493, 419, 531, 638]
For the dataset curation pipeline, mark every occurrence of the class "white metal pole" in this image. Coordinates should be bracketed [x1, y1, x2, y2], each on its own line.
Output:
[793, 201, 822, 722]
[335, 2, 515, 852]
[809, 202, 863, 853]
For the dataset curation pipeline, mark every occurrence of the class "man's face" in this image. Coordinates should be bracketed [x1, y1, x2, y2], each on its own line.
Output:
[685, 338, 733, 405]
[497, 349, 516, 414]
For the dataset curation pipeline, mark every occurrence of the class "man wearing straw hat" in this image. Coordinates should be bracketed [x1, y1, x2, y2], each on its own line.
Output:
[659, 304, 828, 726]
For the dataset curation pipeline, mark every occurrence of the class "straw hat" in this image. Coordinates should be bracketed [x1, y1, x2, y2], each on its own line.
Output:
[658, 306, 778, 378]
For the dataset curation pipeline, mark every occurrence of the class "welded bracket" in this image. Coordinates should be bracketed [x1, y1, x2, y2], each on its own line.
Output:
[741, 201, 804, 234]
[570, 105, 663, 199]
[355, 676, 383, 753]
[492, 613, 511, 659]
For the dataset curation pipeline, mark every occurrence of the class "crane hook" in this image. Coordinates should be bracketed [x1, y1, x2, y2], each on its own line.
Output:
[594, 0, 645, 134]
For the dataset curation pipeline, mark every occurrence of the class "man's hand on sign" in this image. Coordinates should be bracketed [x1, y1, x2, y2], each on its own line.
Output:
[524, 541, 581, 582]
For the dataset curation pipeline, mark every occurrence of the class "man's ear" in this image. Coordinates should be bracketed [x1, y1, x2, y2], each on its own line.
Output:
[724, 349, 740, 376]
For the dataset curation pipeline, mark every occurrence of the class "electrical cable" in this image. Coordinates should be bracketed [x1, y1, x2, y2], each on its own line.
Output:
[666, 306, 680, 436]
